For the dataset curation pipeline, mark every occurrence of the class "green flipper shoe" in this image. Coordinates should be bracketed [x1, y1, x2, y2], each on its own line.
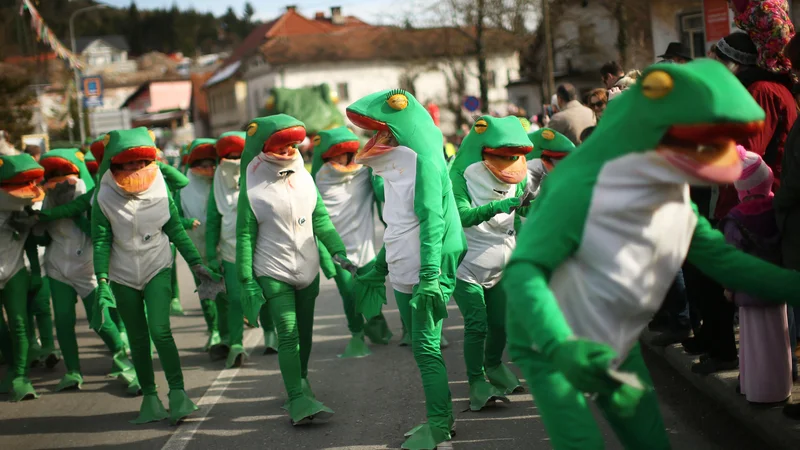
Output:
[468, 379, 509, 411]
[401, 423, 451, 450]
[130, 394, 169, 424]
[108, 350, 135, 377]
[120, 368, 141, 396]
[262, 329, 278, 355]
[203, 330, 221, 352]
[338, 332, 371, 358]
[28, 341, 43, 368]
[287, 395, 334, 425]
[209, 343, 230, 361]
[282, 378, 315, 410]
[169, 298, 185, 316]
[363, 314, 393, 345]
[9, 377, 39, 402]
[55, 372, 83, 392]
[168, 390, 199, 425]
[225, 344, 248, 369]
[485, 363, 524, 394]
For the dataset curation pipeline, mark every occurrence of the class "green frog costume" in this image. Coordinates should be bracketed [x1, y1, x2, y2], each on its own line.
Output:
[347, 89, 466, 450]
[503, 60, 800, 449]
[526, 127, 575, 199]
[236, 114, 352, 425]
[310, 126, 393, 358]
[449, 115, 531, 411]
[0, 153, 45, 401]
[91, 127, 222, 425]
[37, 148, 137, 393]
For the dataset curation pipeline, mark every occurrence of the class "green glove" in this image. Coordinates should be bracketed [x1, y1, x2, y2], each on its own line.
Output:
[92, 280, 116, 331]
[493, 197, 521, 215]
[354, 268, 387, 320]
[241, 279, 266, 326]
[28, 273, 43, 295]
[411, 277, 448, 323]
[609, 382, 646, 418]
[550, 339, 619, 395]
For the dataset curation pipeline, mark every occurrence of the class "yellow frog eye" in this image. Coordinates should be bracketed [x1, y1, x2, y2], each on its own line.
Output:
[641, 70, 673, 99]
[474, 119, 488, 134]
[246, 122, 258, 137]
[147, 130, 156, 143]
[387, 93, 408, 111]
[0, 159, 4, 168]
[542, 129, 555, 140]
[312, 135, 322, 147]
[102, 134, 110, 147]
[75, 152, 85, 162]
[265, 95, 275, 110]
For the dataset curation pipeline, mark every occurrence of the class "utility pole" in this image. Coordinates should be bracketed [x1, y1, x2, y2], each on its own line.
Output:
[542, 0, 556, 100]
[70, 3, 106, 144]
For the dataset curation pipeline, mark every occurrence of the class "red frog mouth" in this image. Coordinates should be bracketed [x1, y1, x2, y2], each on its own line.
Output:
[322, 140, 362, 172]
[262, 126, 306, 161]
[346, 111, 396, 162]
[482, 146, 533, 184]
[1, 168, 46, 202]
[657, 121, 763, 183]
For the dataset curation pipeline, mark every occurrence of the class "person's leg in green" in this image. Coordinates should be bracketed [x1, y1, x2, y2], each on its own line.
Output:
[195, 267, 220, 352]
[169, 244, 184, 316]
[221, 260, 246, 367]
[33, 277, 59, 368]
[0, 269, 38, 401]
[108, 307, 129, 351]
[483, 284, 522, 394]
[396, 291, 413, 347]
[49, 278, 84, 391]
[333, 265, 370, 358]
[453, 280, 508, 411]
[260, 275, 332, 424]
[260, 299, 278, 355]
[25, 302, 42, 367]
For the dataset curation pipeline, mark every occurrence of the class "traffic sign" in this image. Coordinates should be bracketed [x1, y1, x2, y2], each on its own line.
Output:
[82, 76, 104, 108]
[463, 96, 480, 112]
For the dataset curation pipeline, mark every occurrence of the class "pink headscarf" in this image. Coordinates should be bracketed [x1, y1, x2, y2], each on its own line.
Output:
[732, 0, 797, 82]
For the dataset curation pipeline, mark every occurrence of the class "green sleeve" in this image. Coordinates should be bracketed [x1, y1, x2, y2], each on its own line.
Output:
[317, 239, 337, 279]
[450, 169, 506, 228]
[414, 159, 446, 280]
[687, 204, 800, 302]
[39, 190, 92, 222]
[205, 180, 221, 262]
[91, 199, 112, 280]
[312, 188, 347, 256]
[236, 187, 258, 282]
[163, 193, 202, 267]
[24, 235, 41, 277]
[173, 190, 196, 230]
[374, 245, 388, 275]
[158, 161, 189, 191]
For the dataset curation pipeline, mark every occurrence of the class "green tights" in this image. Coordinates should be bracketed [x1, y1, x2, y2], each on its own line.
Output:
[219, 260, 241, 346]
[331, 262, 375, 334]
[27, 277, 55, 354]
[0, 269, 31, 379]
[111, 270, 184, 396]
[453, 280, 507, 383]
[510, 343, 670, 450]
[49, 278, 126, 375]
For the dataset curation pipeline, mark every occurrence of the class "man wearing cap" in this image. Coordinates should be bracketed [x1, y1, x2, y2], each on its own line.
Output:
[659, 42, 694, 63]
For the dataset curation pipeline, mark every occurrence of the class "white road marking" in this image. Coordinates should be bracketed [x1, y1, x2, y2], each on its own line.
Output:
[161, 329, 263, 450]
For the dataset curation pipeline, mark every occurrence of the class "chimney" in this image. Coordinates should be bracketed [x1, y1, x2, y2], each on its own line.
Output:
[315, 11, 325, 20]
[330, 6, 344, 25]
[286, 5, 297, 12]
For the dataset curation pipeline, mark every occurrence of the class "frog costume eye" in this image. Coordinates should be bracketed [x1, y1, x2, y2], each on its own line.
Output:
[102, 134, 111, 147]
[386, 90, 409, 110]
[474, 119, 488, 134]
[148, 130, 156, 142]
[312, 135, 322, 147]
[246, 122, 258, 137]
[75, 151, 85, 161]
[641, 70, 673, 99]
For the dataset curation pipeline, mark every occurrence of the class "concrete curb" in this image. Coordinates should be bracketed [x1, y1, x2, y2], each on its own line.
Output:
[641, 329, 800, 450]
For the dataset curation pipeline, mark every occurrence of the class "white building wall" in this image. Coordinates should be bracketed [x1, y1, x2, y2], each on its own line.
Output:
[207, 79, 249, 137]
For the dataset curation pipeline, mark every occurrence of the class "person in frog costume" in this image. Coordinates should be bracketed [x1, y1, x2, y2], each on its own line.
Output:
[503, 60, 800, 449]
[36, 149, 138, 393]
[175, 138, 220, 351]
[91, 127, 222, 424]
[0, 153, 45, 401]
[310, 126, 393, 358]
[449, 115, 531, 411]
[237, 114, 353, 425]
[526, 127, 575, 199]
[205, 131, 278, 367]
[84, 151, 98, 177]
[348, 89, 466, 450]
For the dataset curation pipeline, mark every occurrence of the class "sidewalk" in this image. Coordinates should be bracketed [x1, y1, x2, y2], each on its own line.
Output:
[641, 330, 800, 450]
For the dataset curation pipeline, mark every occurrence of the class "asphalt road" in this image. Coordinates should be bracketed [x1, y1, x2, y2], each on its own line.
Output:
[0, 258, 772, 450]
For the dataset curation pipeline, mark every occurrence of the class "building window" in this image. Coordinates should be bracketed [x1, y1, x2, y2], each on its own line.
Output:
[336, 82, 349, 101]
[679, 12, 706, 59]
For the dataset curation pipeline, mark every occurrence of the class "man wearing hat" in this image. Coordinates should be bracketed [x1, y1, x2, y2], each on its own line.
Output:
[659, 42, 693, 63]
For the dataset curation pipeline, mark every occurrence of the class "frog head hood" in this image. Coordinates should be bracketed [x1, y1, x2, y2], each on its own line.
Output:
[187, 138, 218, 178]
[97, 127, 160, 195]
[0, 153, 45, 205]
[452, 115, 532, 184]
[346, 89, 443, 162]
[582, 59, 764, 184]
[527, 127, 575, 171]
[179, 144, 190, 167]
[39, 148, 95, 192]
[215, 131, 246, 190]
[242, 114, 306, 167]
[89, 135, 106, 168]
[310, 126, 362, 177]
[84, 150, 98, 176]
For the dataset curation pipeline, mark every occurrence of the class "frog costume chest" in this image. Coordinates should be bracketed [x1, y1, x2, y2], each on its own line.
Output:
[315, 165, 376, 268]
[246, 153, 320, 289]
[457, 163, 517, 288]
[0, 211, 28, 289]
[213, 162, 239, 264]
[97, 168, 172, 290]
[181, 171, 211, 260]
[551, 152, 697, 358]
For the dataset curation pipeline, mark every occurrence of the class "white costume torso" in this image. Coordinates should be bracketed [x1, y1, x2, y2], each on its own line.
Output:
[44, 179, 97, 298]
[456, 163, 517, 289]
[367, 146, 421, 293]
[246, 152, 320, 289]
[213, 159, 240, 264]
[0, 206, 29, 289]
[24, 201, 47, 276]
[98, 169, 173, 290]
[315, 165, 376, 268]
[550, 152, 698, 359]
[181, 171, 211, 260]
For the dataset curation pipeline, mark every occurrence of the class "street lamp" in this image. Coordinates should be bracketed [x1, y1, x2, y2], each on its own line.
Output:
[70, 3, 107, 144]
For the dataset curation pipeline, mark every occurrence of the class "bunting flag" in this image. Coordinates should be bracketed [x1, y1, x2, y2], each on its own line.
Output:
[19, 0, 84, 71]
